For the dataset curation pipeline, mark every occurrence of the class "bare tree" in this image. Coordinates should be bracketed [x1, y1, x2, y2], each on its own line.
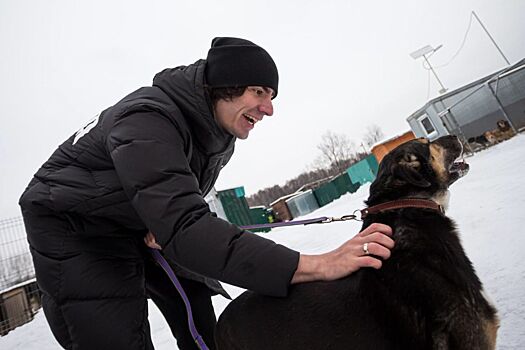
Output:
[363, 124, 385, 149]
[246, 129, 379, 208]
[316, 131, 357, 174]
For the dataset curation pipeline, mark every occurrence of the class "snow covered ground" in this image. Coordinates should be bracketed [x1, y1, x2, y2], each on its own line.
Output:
[2, 134, 524, 349]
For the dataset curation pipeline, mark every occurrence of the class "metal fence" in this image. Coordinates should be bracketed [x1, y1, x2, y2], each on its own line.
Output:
[0, 217, 34, 292]
[407, 58, 525, 150]
[0, 216, 41, 336]
[441, 66, 525, 141]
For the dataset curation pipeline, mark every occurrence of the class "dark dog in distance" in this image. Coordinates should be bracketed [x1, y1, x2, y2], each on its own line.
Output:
[215, 135, 499, 350]
[468, 119, 515, 150]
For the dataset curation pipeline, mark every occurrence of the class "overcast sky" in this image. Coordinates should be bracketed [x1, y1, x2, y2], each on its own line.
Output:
[1, 0, 524, 218]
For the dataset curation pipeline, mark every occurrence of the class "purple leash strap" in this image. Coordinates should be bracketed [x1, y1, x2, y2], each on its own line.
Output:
[148, 214, 358, 349]
[239, 214, 358, 230]
[147, 218, 330, 350]
[239, 216, 330, 230]
[149, 249, 210, 350]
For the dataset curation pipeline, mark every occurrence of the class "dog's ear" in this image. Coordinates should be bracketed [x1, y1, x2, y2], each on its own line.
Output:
[392, 152, 431, 188]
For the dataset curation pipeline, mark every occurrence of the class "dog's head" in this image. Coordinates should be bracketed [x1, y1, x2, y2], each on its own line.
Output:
[367, 135, 469, 207]
[496, 119, 510, 131]
[483, 131, 497, 144]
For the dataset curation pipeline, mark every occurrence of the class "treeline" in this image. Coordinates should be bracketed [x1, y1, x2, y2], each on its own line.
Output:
[246, 152, 368, 207]
[246, 126, 384, 207]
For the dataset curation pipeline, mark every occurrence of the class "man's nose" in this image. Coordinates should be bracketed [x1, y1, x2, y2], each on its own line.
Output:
[259, 98, 274, 116]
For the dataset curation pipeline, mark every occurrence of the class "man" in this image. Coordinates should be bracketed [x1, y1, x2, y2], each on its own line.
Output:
[19, 37, 393, 349]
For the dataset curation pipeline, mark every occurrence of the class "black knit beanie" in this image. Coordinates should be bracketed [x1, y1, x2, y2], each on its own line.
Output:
[205, 37, 279, 98]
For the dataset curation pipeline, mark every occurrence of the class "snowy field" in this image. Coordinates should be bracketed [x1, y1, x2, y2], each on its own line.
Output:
[2, 134, 524, 349]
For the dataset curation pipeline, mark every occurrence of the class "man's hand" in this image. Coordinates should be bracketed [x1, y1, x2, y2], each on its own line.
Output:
[291, 223, 394, 284]
[144, 231, 162, 250]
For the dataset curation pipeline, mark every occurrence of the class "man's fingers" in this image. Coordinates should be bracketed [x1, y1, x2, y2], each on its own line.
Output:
[321, 224, 395, 280]
[365, 232, 395, 249]
[358, 223, 393, 237]
[362, 242, 391, 260]
[144, 231, 162, 249]
[358, 256, 383, 270]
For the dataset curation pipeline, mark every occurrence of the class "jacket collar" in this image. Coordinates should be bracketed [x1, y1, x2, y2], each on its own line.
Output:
[152, 60, 235, 155]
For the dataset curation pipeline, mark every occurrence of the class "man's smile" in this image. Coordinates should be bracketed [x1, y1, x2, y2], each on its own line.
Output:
[243, 113, 259, 125]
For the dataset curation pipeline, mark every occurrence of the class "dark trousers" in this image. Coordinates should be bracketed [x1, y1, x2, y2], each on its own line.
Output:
[22, 207, 154, 350]
[145, 258, 217, 350]
[22, 205, 216, 350]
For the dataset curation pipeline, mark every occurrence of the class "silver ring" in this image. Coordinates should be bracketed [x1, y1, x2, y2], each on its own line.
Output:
[363, 242, 370, 255]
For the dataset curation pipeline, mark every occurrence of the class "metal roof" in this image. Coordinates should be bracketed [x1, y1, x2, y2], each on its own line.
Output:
[407, 58, 525, 121]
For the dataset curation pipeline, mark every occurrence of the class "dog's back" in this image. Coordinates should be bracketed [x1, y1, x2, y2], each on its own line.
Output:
[217, 269, 423, 350]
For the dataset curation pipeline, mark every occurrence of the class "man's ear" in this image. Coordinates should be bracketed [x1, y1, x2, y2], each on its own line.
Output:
[392, 153, 431, 188]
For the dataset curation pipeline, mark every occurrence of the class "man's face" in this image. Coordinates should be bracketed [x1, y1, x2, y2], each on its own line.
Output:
[214, 86, 274, 139]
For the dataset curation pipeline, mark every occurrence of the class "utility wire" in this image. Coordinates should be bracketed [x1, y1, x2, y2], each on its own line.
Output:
[422, 12, 474, 71]
[426, 67, 431, 100]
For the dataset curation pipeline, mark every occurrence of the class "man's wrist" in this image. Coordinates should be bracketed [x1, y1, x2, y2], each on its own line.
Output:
[290, 254, 326, 284]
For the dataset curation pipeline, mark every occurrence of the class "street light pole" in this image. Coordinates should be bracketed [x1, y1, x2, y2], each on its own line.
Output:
[421, 53, 448, 94]
[410, 45, 448, 94]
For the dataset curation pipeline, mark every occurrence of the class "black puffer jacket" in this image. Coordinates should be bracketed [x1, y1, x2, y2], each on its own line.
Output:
[20, 59, 299, 297]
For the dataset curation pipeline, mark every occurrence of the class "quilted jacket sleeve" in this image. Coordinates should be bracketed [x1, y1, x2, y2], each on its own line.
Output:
[107, 111, 299, 297]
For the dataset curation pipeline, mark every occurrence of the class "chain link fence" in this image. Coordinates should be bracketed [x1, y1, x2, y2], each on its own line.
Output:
[1, 217, 34, 291]
[407, 59, 525, 152]
[441, 65, 525, 148]
[0, 217, 41, 336]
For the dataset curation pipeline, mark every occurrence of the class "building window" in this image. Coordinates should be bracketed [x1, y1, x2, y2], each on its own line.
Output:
[417, 114, 438, 138]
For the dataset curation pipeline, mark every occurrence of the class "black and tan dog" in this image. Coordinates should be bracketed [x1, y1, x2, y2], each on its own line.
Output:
[489, 119, 515, 144]
[468, 119, 516, 150]
[215, 135, 499, 350]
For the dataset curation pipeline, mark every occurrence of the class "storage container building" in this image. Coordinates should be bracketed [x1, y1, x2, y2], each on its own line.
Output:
[346, 154, 379, 186]
[312, 180, 341, 207]
[0, 280, 40, 336]
[331, 171, 361, 195]
[248, 206, 272, 233]
[371, 131, 416, 164]
[216, 186, 252, 227]
[407, 58, 525, 144]
[270, 193, 296, 222]
[285, 190, 319, 218]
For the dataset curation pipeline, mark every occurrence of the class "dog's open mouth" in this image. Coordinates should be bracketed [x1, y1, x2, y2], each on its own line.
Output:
[449, 140, 469, 179]
[449, 159, 469, 178]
